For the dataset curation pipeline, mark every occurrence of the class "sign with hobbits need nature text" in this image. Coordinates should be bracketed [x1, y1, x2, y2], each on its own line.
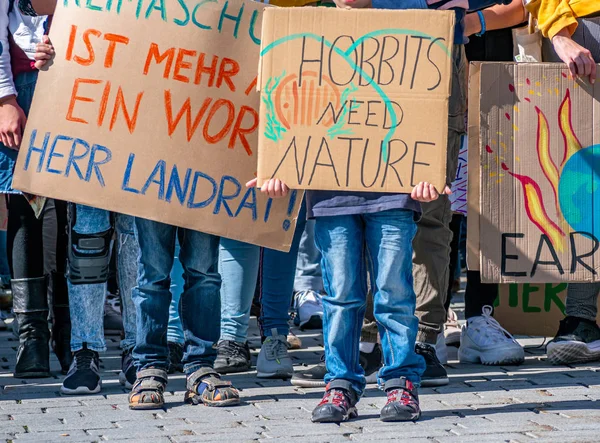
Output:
[256, 8, 455, 193]
[13, 0, 301, 252]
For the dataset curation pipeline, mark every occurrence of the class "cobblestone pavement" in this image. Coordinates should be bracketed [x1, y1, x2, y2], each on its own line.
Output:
[1, 300, 600, 442]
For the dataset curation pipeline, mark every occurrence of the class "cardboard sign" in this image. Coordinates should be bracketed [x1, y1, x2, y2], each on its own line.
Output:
[477, 63, 600, 282]
[12, 0, 301, 252]
[450, 135, 467, 215]
[494, 283, 600, 337]
[466, 62, 481, 271]
[256, 8, 455, 193]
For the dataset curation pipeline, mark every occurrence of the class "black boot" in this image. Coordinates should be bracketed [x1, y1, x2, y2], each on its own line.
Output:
[49, 271, 72, 374]
[13, 276, 51, 378]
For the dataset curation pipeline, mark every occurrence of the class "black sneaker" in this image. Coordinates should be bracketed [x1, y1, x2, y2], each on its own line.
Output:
[380, 377, 421, 422]
[214, 340, 251, 374]
[311, 385, 358, 423]
[119, 349, 136, 389]
[416, 342, 449, 387]
[359, 344, 383, 384]
[292, 355, 327, 388]
[547, 316, 600, 365]
[61, 345, 101, 395]
[168, 342, 184, 374]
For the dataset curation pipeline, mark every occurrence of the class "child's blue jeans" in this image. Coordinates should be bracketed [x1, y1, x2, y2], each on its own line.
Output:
[314, 209, 425, 397]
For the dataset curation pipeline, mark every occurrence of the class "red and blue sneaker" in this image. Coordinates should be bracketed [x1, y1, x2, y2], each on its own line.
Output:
[311, 383, 358, 423]
[380, 377, 421, 422]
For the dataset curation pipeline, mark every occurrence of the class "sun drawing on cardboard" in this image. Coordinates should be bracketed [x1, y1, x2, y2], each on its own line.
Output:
[485, 76, 599, 254]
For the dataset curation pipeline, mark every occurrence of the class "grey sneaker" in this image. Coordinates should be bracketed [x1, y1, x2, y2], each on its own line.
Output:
[257, 328, 293, 379]
[547, 316, 600, 365]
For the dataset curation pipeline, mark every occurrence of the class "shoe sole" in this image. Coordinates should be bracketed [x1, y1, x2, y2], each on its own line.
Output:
[201, 398, 241, 407]
[118, 371, 133, 390]
[14, 371, 51, 379]
[257, 371, 293, 380]
[458, 346, 525, 366]
[290, 378, 326, 388]
[312, 407, 358, 423]
[380, 411, 421, 422]
[420, 377, 449, 387]
[214, 363, 251, 375]
[60, 384, 102, 395]
[547, 340, 600, 365]
[129, 402, 164, 410]
[299, 315, 323, 331]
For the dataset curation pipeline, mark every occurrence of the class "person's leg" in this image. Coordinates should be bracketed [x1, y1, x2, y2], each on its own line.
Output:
[214, 237, 259, 374]
[311, 214, 365, 423]
[43, 199, 71, 374]
[547, 283, 600, 365]
[166, 241, 185, 373]
[458, 270, 524, 365]
[8, 194, 49, 378]
[115, 214, 139, 388]
[62, 204, 113, 395]
[177, 227, 240, 407]
[364, 209, 424, 422]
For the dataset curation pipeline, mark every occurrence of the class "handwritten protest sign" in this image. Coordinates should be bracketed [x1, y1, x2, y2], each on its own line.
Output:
[13, 0, 301, 251]
[450, 135, 467, 215]
[477, 63, 600, 282]
[256, 8, 455, 193]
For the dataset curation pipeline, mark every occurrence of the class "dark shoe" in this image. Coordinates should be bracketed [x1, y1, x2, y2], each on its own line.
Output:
[129, 368, 168, 410]
[184, 368, 240, 407]
[167, 342, 184, 374]
[214, 340, 251, 374]
[0, 278, 12, 310]
[292, 356, 327, 388]
[119, 349, 137, 389]
[547, 316, 600, 365]
[49, 272, 72, 375]
[359, 343, 383, 384]
[311, 384, 358, 423]
[380, 377, 421, 422]
[13, 277, 51, 378]
[61, 345, 101, 395]
[416, 342, 449, 387]
[103, 293, 123, 336]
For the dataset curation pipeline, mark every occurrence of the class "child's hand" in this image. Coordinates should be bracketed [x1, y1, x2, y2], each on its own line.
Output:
[411, 182, 451, 203]
[34, 36, 55, 70]
[0, 97, 27, 149]
[246, 178, 290, 198]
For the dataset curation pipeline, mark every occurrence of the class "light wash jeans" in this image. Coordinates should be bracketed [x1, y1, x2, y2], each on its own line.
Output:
[218, 198, 307, 342]
[132, 218, 220, 374]
[314, 209, 425, 397]
[294, 219, 323, 293]
[167, 242, 185, 345]
[68, 205, 137, 353]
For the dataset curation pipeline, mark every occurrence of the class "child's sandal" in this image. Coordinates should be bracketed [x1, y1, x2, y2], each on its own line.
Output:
[128, 368, 168, 410]
[184, 367, 240, 407]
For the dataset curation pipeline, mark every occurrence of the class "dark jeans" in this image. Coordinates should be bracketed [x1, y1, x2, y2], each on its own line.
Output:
[132, 218, 220, 374]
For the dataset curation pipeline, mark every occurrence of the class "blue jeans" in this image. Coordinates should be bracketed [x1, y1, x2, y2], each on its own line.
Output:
[132, 218, 220, 373]
[68, 205, 137, 352]
[219, 238, 259, 343]
[167, 242, 185, 345]
[314, 209, 425, 396]
[294, 219, 323, 293]
[257, 200, 307, 338]
[0, 230, 10, 284]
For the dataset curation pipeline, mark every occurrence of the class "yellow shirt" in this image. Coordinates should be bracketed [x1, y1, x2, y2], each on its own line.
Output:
[526, 0, 600, 39]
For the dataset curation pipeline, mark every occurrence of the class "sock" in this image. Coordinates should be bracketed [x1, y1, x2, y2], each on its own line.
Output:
[359, 342, 376, 353]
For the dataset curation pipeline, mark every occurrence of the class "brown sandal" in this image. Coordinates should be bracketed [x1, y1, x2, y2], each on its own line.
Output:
[184, 368, 240, 407]
[128, 368, 168, 410]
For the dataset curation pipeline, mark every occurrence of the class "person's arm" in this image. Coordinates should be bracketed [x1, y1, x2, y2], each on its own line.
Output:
[526, 0, 577, 40]
[0, 2, 26, 149]
[464, 0, 526, 36]
[20, 0, 56, 16]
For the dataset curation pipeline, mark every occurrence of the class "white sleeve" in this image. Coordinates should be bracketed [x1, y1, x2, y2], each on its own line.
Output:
[0, 2, 16, 100]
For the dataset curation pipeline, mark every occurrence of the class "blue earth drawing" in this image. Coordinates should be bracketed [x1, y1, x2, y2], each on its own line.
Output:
[558, 144, 600, 238]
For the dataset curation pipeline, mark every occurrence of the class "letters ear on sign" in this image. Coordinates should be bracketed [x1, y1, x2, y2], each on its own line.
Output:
[477, 63, 600, 283]
[256, 8, 455, 193]
[12, 0, 302, 252]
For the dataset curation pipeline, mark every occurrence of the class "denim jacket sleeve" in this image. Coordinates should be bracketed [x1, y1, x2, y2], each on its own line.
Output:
[0, 2, 17, 100]
[467, 0, 512, 12]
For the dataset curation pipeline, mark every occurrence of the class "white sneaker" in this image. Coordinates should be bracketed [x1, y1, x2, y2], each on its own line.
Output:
[257, 328, 294, 379]
[458, 306, 525, 365]
[436, 332, 448, 365]
[445, 308, 461, 347]
[294, 290, 323, 330]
